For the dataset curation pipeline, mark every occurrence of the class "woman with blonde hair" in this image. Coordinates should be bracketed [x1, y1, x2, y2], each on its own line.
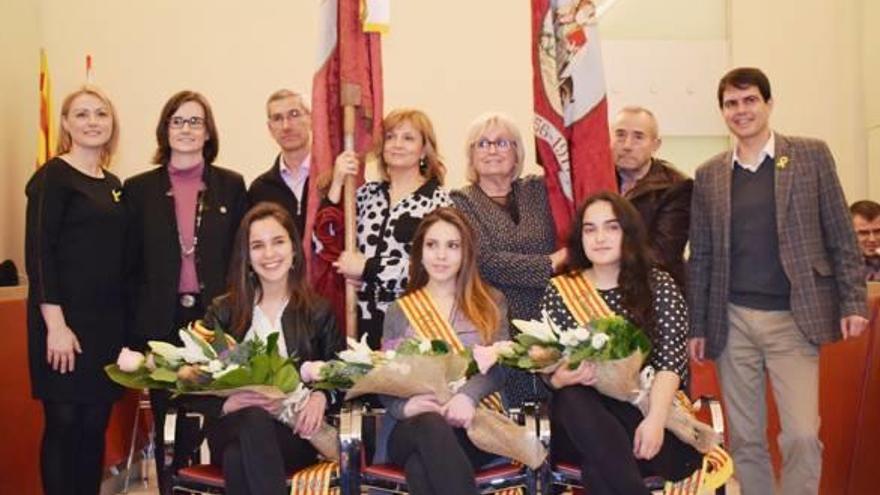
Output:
[377, 207, 510, 494]
[25, 85, 125, 495]
[321, 108, 452, 348]
[451, 112, 566, 407]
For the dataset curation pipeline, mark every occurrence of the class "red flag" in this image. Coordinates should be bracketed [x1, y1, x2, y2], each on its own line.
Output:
[531, 0, 616, 244]
[309, 0, 383, 333]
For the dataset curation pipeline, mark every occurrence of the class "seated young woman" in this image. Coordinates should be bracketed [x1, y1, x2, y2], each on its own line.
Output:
[540, 191, 700, 495]
[376, 207, 509, 495]
[201, 202, 343, 495]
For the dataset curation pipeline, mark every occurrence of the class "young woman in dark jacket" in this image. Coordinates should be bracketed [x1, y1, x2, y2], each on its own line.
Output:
[202, 202, 343, 495]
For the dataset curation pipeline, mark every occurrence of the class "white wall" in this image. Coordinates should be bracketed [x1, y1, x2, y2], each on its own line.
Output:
[1, 0, 874, 272]
[0, 0, 40, 276]
[729, 0, 869, 200]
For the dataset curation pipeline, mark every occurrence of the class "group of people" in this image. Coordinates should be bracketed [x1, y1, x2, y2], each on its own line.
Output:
[24, 66, 872, 495]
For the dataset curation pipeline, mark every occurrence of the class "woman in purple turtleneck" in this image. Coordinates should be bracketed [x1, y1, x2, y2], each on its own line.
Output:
[124, 91, 247, 494]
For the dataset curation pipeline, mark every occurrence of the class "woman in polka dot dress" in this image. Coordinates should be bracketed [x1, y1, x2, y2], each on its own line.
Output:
[323, 109, 452, 348]
[540, 191, 700, 494]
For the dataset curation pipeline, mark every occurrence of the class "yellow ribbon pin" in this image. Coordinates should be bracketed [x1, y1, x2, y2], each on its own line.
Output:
[776, 156, 790, 170]
[111, 189, 122, 203]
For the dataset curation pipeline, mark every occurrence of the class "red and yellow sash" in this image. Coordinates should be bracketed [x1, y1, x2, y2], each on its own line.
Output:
[289, 460, 338, 495]
[550, 271, 614, 326]
[397, 288, 505, 413]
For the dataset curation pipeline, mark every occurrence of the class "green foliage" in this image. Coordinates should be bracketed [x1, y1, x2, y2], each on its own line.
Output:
[105, 331, 302, 395]
[311, 360, 371, 390]
[104, 364, 173, 390]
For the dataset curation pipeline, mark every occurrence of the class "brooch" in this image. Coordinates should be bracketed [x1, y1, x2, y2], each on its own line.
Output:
[776, 156, 790, 170]
[111, 189, 122, 203]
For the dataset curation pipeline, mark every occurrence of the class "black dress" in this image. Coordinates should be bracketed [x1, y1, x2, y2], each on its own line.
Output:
[25, 157, 125, 403]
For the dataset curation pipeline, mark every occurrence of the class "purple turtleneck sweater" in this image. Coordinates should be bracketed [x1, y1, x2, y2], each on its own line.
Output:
[168, 162, 205, 293]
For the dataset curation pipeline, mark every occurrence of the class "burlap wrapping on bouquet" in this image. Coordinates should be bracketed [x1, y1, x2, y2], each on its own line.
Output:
[468, 408, 546, 469]
[589, 351, 721, 454]
[634, 392, 722, 454]
[343, 354, 468, 401]
[188, 385, 340, 460]
[591, 350, 645, 402]
[343, 354, 547, 467]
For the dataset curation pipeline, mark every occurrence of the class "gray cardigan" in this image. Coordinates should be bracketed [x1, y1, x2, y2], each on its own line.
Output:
[374, 295, 510, 462]
[450, 176, 557, 321]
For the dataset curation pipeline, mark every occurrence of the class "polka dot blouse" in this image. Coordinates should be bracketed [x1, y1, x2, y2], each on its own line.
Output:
[540, 268, 690, 381]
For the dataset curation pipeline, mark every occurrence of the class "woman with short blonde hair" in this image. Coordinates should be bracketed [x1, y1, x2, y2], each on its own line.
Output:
[451, 111, 567, 408]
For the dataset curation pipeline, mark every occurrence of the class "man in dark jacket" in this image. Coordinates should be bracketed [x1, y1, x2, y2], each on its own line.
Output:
[612, 105, 692, 288]
[247, 89, 312, 233]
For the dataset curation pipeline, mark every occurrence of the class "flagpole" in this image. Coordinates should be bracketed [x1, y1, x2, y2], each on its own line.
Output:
[341, 84, 360, 338]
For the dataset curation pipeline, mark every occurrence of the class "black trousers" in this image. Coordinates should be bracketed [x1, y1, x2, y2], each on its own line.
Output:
[388, 413, 497, 495]
[550, 386, 701, 495]
[40, 400, 112, 495]
[149, 298, 204, 495]
[207, 406, 318, 495]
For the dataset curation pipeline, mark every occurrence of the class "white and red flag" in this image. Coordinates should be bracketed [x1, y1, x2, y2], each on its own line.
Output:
[309, 0, 384, 333]
[531, 0, 616, 244]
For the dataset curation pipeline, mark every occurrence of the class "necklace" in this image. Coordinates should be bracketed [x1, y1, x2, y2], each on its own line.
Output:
[179, 194, 204, 258]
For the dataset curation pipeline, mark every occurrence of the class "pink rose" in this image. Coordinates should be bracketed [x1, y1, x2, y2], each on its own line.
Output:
[472, 345, 500, 375]
[116, 347, 145, 372]
[300, 361, 326, 383]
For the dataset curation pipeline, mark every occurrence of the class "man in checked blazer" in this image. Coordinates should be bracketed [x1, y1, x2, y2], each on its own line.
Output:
[687, 67, 868, 495]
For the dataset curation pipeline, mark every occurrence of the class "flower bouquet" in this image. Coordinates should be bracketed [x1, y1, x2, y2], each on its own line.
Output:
[301, 335, 547, 469]
[105, 321, 338, 460]
[475, 313, 721, 454]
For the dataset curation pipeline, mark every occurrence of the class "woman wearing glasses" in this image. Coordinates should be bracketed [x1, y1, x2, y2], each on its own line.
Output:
[320, 108, 452, 349]
[450, 112, 566, 408]
[124, 90, 247, 494]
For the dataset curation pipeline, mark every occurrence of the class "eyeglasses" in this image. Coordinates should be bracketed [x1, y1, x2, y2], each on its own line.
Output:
[268, 109, 307, 127]
[474, 138, 516, 151]
[168, 116, 206, 130]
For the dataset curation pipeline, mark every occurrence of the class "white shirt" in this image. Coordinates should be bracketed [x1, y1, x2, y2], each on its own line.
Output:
[279, 154, 310, 203]
[731, 132, 775, 172]
[244, 301, 290, 358]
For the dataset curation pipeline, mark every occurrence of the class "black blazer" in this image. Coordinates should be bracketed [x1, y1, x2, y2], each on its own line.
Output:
[202, 293, 345, 405]
[246, 155, 308, 235]
[124, 164, 247, 341]
[202, 294, 343, 364]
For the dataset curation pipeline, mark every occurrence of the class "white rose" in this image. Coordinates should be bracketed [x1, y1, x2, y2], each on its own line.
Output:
[590, 332, 609, 350]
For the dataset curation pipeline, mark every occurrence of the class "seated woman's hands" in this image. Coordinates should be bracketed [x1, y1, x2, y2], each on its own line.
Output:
[403, 394, 443, 418]
[294, 391, 328, 438]
[443, 393, 476, 429]
[327, 150, 359, 204]
[633, 413, 665, 460]
[549, 360, 598, 389]
[222, 390, 283, 416]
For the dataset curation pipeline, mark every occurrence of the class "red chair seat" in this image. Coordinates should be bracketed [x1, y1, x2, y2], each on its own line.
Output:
[175, 464, 225, 488]
[174, 463, 307, 488]
[362, 462, 524, 485]
[475, 463, 526, 484]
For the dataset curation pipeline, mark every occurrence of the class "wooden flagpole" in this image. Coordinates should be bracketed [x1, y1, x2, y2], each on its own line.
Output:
[341, 84, 360, 338]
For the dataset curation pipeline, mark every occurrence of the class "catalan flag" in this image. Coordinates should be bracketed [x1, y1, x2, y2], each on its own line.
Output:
[37, 49, 54, 167]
